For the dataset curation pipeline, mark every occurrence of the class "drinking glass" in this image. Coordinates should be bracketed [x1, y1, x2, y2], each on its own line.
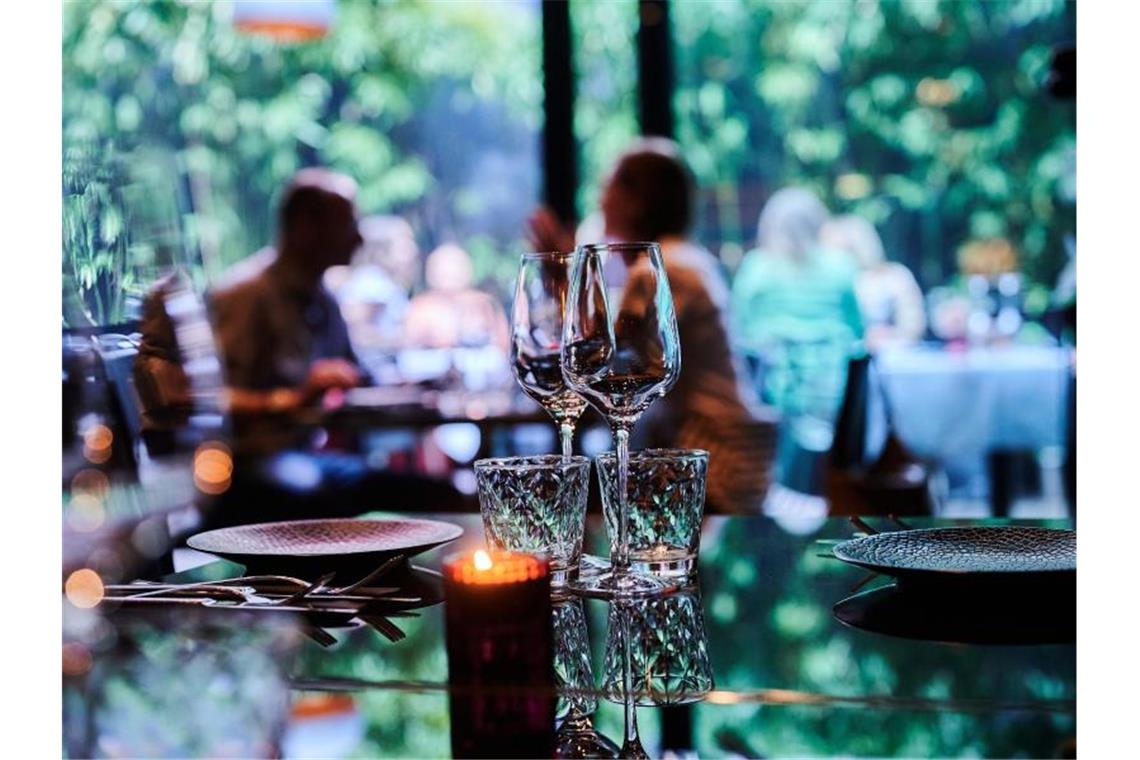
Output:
[596, 449, 707, 578]
[561, 242, 681, 597]
[474, 455, 591, 586]
[512, 252, 588, 458]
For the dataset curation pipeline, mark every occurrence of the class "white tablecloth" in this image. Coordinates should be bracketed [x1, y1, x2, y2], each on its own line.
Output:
[866, 345, 1074, 475]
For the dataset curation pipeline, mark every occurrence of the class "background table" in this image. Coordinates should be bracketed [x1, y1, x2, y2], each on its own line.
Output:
[866, 344, 1074, 512]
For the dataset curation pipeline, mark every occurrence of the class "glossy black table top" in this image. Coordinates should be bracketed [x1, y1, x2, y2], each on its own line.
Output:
[68, 513, 1074, 758]
[283, 514, 1074, 758]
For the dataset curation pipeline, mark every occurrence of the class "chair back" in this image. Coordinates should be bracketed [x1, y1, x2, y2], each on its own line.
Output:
[825, 355, 933, 517]
[749, 322, 858, 496]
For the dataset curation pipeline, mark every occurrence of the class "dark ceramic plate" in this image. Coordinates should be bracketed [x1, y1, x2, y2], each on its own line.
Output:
[833, 526, 1075, 588]
[834, 583, 1075, 645]
[186, 518, 463, 580]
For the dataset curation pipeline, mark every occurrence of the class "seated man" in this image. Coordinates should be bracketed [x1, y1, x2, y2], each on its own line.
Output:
[210, 168, 369, 453]
[136, 169, 463, 526]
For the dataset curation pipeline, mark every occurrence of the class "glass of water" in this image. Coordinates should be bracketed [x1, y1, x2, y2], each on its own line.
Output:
[474, 455, 591, 586]
[595, 448, 708, 578]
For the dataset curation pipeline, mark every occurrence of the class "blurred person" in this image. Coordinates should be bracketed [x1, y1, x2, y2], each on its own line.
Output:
[209, 168, 370, 442]
[402, 243, 510, 353]
[730, 188, 864, 425]
[731, 187, 864, 350]
[136, 168, 462, 526]
[529, 137, 776, 513]
[819, 214, 926, 350]
[729, 188, 868, 501]
[324, 214, 413, 350]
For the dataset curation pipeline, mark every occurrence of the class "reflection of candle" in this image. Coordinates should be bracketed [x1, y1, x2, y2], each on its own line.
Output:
[443, 550, 555, 759]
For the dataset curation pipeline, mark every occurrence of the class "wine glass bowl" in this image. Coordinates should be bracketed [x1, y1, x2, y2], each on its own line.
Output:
[562, 243, 679, 426]
[512, 252, 589, 457]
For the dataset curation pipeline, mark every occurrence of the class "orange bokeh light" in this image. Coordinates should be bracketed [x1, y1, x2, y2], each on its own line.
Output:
[62, 642, 93, 677]
[71, 468, 110, 499]
[194, 442, 234, 495]
[65, 568, 105, 609]
[82, 424, 114, 464]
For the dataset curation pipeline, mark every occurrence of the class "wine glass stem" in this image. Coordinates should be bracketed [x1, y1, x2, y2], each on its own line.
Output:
[559, 421, 575, 460]
[620, 603, 644, 757]
[613, 426, 631, 574]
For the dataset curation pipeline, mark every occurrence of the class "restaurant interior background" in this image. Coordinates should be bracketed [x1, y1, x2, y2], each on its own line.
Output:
[57, 0, 1079, 757]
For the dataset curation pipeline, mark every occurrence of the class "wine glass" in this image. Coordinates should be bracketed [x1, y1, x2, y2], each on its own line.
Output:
[561, 242, 681, 597]
[512, 252, 588, 458]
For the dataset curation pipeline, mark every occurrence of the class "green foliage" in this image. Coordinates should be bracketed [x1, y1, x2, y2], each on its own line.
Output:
[63, 0, 541, 326]
[671, 0, 1076, 288]
[64, 0, 1075, 326]
[571, 0, 640, 217]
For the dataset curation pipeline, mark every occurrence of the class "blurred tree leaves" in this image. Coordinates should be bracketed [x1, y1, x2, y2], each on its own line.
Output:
[64, 0, 1075, 328]
[672, 0, 1076, 289]
[63, 0, 541, 326]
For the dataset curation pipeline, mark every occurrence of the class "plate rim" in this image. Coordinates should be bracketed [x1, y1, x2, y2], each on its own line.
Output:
[832, 525, 1076, 577]
[186, 517, 464, 558]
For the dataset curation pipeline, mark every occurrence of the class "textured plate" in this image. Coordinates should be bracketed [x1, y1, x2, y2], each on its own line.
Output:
[186, 518, 463, 579]
[833, 526, 1075, 586]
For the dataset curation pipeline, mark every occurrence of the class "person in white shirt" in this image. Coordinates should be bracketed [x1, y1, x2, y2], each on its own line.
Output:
[819, 214, 927, 350]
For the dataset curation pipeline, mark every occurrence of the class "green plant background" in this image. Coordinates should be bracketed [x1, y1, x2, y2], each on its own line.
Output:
[64, 0, 1075, 332]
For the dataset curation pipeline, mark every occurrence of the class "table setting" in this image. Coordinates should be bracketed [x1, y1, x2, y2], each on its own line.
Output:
[65, 244, 1077, 758]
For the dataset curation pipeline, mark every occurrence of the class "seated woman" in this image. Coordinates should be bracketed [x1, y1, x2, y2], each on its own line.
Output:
[819, 214, 926, 350]
[530, 138, 777, 513]
[730, 187, 864, 420]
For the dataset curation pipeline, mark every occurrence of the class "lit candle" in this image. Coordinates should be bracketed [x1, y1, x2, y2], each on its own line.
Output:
[443, 549, 555, 759]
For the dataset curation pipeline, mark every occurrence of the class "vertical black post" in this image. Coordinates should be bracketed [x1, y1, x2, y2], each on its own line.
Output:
[542, 0, 578, 226]
[637, 0, 675, 138]
[659, 704, 693, 754]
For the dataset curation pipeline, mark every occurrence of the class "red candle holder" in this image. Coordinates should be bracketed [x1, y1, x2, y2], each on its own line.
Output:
[443, 550, 555, 759]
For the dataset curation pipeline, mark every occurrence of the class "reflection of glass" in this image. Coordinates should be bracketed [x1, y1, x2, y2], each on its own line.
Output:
[562, 243, 681, 598]
[475, 455, 590, 586]
[610, 598, 648, 758]
[553, 597, 620, 759]
[602, 587, 714, 706]
[512, 252, 589, 458]
[596, 449, 708, 578]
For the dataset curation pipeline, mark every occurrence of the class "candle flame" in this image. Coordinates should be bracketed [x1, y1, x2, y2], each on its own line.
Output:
[473, 550, 493, 571]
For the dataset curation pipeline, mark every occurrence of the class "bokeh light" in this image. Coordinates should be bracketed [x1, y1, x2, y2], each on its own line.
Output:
[62, 642, 93, 677]
[916, 77, 960, 107]
[71, 468, 110, 499]
[67, 492, 106, 533]
[194, 441, 234, 495]
[82, 424, 114, 464]
[65, 568, 105, 609]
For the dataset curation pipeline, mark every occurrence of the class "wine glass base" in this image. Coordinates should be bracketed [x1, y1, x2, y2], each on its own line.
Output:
[566, 570, 677, 599]
[556, 716, 620, 759]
